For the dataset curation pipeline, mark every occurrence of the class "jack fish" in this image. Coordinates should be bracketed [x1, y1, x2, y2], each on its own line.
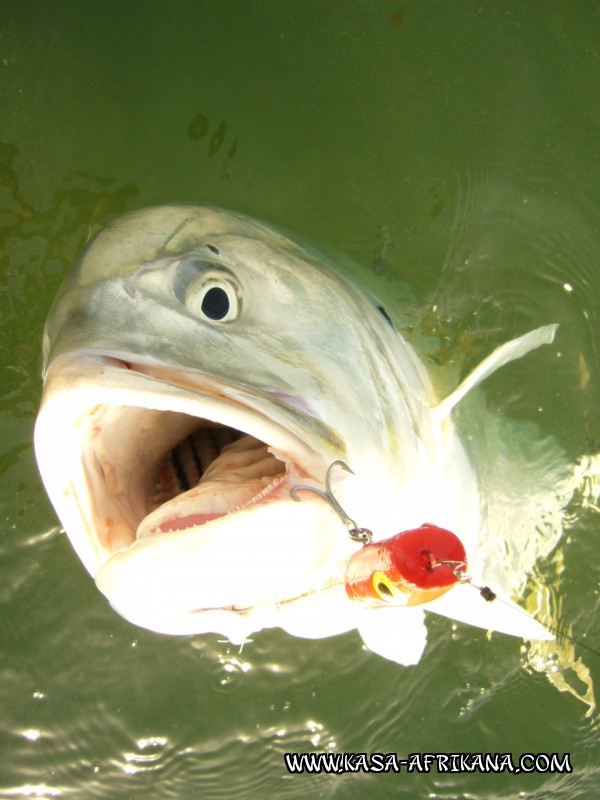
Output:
[34, 206, 556, 665]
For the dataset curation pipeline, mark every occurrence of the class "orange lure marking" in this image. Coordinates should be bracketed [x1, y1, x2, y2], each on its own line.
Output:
[344, 523, 467, 606]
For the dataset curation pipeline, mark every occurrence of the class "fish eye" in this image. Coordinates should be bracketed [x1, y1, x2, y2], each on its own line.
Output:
[187, 278, 239, 322]
[172, 260, 241, 323]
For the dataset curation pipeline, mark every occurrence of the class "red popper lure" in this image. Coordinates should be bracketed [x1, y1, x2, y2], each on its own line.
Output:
[293, 463, 585, 649]
[291, 462, 467, 606]
[344, 522, 467, 605]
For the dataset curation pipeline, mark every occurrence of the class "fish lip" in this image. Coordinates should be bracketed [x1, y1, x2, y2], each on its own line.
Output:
[35, 351, 336, 582]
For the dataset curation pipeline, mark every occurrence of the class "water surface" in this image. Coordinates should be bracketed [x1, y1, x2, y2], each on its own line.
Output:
[1, 2, 599, 798]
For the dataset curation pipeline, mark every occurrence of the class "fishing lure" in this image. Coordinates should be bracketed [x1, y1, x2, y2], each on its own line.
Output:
[291, 461, 468, 607]
[293, 462, 600, 661]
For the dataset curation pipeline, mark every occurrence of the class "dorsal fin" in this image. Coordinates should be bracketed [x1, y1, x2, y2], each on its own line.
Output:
[432, 324, 558, 424]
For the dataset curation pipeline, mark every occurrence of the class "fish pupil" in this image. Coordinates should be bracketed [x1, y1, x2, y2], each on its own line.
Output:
[202, 286, 230, 320]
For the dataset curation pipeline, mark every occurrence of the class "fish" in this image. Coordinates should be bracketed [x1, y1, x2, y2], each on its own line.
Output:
[34, 205, 557, 666]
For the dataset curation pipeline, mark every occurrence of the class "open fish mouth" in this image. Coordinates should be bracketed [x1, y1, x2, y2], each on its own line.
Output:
[146, 424, 285, 534]
[92, 402, 290, 549]
[35, 352, 351, 634]
[82, 359, 291, 551]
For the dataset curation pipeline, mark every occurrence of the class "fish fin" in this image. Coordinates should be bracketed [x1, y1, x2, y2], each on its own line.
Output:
[425, 583, 554, 641]
[357, 606, 428, 666]
[432, 324, 558, 423]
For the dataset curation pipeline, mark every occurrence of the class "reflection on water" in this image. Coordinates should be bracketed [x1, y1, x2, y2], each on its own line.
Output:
[417, 166, 600, 719]
[186, 112, 240, 179]
[0, 140, 138, 401]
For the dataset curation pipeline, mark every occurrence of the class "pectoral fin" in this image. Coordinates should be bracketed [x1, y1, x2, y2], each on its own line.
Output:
[433, 324, 558, 423]
[356, 582, 553, 667]
[357, 606, 428, 665]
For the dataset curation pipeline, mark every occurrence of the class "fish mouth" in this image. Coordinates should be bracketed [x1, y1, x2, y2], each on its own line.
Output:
[140, 422, 287, 538]
[74, 356, 309, 554]
[35, 353, 351, 634]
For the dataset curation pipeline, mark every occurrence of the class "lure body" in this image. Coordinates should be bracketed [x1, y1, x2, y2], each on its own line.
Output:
[344, 523, 466, 606]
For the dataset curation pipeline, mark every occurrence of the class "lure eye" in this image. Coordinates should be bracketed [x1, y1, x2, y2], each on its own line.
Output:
[371, 571, 398, 601]
[389, 524, 466, 590]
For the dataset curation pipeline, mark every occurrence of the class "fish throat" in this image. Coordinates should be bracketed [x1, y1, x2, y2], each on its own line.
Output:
[83, 402, 287, 553]
[149, 424, 287, 531]
[153, 425, 246, 506]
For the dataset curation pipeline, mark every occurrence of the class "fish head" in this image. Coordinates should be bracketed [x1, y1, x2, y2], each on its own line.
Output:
[35, 205, 435, 642]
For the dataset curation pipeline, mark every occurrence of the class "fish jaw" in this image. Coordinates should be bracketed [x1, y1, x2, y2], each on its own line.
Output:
[95, 500, 358, 639]
[32, 350, 482, 644]
[34, 349, 555, 651]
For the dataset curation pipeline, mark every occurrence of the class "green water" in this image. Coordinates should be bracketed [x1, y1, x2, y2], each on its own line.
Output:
[1, 2, 599, 798]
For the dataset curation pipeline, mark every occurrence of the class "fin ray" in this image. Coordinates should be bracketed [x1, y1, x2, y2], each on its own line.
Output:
[433, 324, 558, 423]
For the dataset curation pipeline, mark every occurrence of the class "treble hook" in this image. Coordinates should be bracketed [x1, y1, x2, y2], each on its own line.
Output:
[291, 460, 373, 543]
